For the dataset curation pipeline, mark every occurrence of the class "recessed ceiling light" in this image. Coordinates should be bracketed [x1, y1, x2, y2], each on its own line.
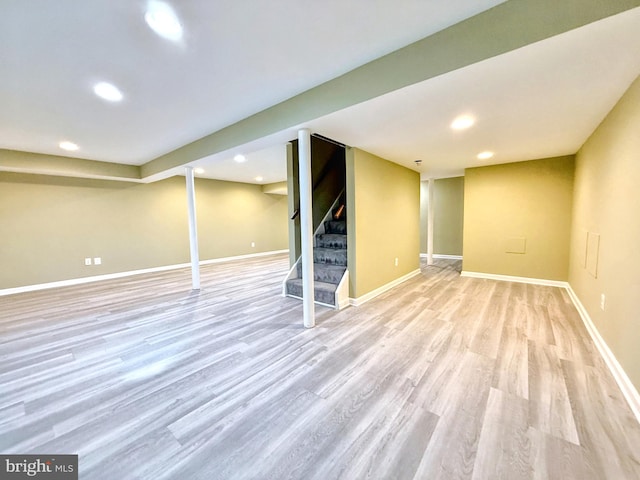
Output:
[234, 154, 246, 163]
[194, 168, 205, 174]
[451, 114, 475, 130]
[477, 151, 494, 160]
[255, 176, 263, 182]
[93, 82, 123, 102]
[59, 141, 79, 151]
[145, 1, 183, 41]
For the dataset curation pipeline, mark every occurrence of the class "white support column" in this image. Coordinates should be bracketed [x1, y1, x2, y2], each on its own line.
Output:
[427, 177, 435, 266]
[298, 128, 315, 328]
[185, 166, 200, 290]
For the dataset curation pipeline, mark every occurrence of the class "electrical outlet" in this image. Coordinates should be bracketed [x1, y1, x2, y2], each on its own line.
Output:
[600, 293, 606, 311]
[394, 257, 399, 267]
[94, 257, 102, 265]
[84, 258, 92, 266]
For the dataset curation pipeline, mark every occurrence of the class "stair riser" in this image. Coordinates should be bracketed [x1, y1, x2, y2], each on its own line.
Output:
[324, 220, 347, 235]
[286, 281, 335, 305]
[314, 249, 347, 266]
[296, 263, 346, 285]
[317, 235, 347, 249]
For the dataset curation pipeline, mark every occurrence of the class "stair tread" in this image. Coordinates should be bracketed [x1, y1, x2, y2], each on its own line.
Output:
[318, 233, 346, 239]
[313, 252, 347, 266]
[317, 233, 347, 249]
[314, 247, 347, 256]
[296, 262, 346, 284]
[286, 278, 338, 292]
[314, 263, 346, 272]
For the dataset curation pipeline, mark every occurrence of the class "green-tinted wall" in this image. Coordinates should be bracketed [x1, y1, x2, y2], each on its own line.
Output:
[194, 177, 288, 260]
[420, 177, 464, 256]
[346, 148, 420, 299]
[569, 75, 640, 392]
[0, 173, 288, 289]
[463, 156, 574, 281]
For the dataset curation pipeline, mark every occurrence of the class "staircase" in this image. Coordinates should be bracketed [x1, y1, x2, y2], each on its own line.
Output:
[285, 205, 348, 308]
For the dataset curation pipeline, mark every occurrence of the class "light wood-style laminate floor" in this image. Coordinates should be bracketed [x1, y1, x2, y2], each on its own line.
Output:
[1, 254, 639, 479]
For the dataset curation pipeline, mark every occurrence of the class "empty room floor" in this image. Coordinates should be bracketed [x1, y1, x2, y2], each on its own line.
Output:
[1, 254, 639, 479]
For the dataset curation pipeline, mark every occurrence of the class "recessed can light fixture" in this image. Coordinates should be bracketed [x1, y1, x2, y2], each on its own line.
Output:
[194, 168, 205, 174]
[255, 176, 263, 182]
[145, 1, 183, 41]
[234, 154, 246, 163]
[477, 151, 494, 160]
[59, 141, 79, 151]
[94, 82, 123, 102]
[451, 114, 475, 130]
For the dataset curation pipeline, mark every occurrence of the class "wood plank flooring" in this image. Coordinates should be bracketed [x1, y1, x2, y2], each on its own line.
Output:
[1, 254, 640, 479]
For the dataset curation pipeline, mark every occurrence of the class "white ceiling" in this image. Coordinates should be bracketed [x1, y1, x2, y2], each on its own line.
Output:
[1, 1, 639, 184]
[0, 0, 505, 162]
[303, 7, 640, 178]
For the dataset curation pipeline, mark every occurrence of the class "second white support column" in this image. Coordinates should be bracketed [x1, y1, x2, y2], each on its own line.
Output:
[185, 166, 201, 290]
[427, 177, 435, 266]
[298, 129, 315, 328]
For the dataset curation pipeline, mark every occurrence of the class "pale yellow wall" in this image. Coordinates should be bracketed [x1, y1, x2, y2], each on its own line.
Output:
[0, 173, 288, 289]
[420, 177, 464, 256]
[196, 177, 288, 259]
[347, 148, 420, 298]
[569, 75, 640, 391]
[463, 156, 574, 281]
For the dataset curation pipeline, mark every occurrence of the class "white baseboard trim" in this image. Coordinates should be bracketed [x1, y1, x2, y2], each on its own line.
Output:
[420, 254, 463, 260]
[200, 249, 289, 266]
[565, 286, 640, 424]
[0, 249, 289, 297]
[460, 271, 569, 288]
[349, 269, 421, 307]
